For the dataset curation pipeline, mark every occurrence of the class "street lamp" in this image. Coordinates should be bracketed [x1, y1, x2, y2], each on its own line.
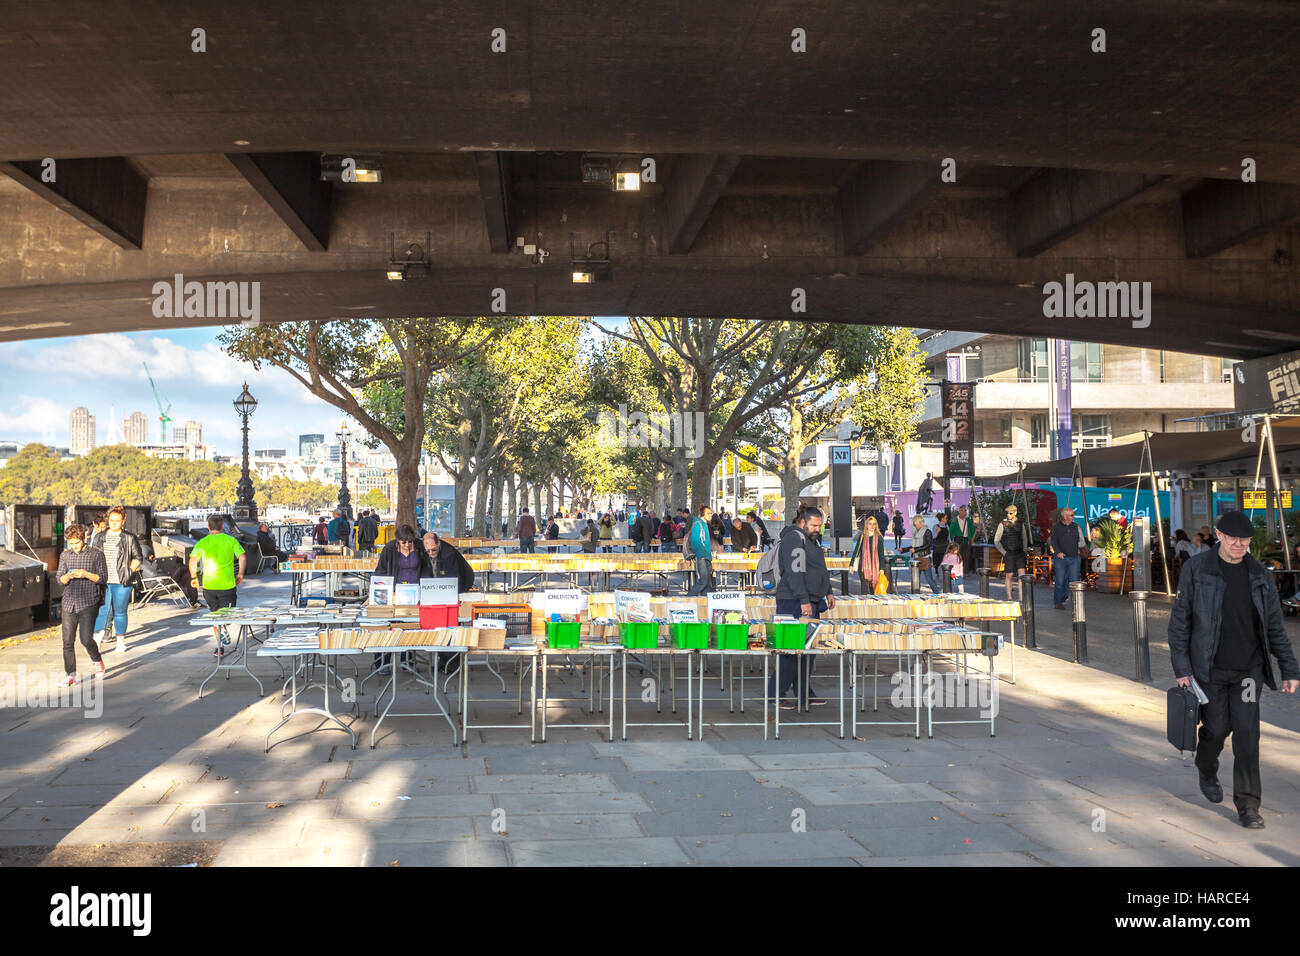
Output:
[233, 382, 258, 522]
[336, 422, 353, 519]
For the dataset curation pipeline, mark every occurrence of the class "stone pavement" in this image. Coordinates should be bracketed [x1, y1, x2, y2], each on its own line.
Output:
[2, 571, 1300, 867]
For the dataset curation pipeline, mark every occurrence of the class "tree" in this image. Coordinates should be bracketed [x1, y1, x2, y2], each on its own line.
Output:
[360, 488, 390, 512]
[221, 317, 496, 529]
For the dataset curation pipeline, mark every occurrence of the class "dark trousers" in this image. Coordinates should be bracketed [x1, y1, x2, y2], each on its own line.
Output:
[858, 570, 892, 595]
[1195, 665, 1264, 814]
[62, 606, 102, 674]
[956, 537, 974, 574]
[768, 597, 823, 702]
[203, 587, 238, 611]
[685, 556, 712, 596]
[519, 536, 535, 553]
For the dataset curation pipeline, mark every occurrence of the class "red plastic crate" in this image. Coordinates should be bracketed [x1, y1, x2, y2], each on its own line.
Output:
[419, 605, 457, 628]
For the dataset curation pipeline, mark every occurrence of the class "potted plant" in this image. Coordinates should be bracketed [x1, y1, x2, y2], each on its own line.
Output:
[1095, 518, 1132, 592]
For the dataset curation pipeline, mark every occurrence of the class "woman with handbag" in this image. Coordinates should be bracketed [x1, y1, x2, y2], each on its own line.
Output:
[852, 514, 891, 595]
[902, 514, 938, 592]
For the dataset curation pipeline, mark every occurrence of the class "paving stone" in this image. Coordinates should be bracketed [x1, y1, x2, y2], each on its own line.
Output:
[488, 792, 653, 814]
[749, 752, 887, 770]
[303, 817, 478, 845]
[472, 773, 617, 794]
[369, 841, 511, 866]
[335, 794, 495, 819]
[677, 831, 868, 863]
[1026, 845, 1233, 866]
[0, 804, 177, 832]
[485, 812, 644, 841]
[846, 822, 1046, 856]
[780, 783, 954, 806]
[213, 843, 369, 866]
[0, 782, 175, 808]
[507, 837, 690, 866]
[855, 852, 1045, 867]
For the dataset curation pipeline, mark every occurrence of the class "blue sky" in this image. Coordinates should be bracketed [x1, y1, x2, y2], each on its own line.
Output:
[0, 328, 346, 456]
[0, 318, 629, 457]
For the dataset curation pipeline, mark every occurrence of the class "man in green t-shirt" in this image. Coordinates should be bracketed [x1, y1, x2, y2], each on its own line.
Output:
[189, 514, 247, 610]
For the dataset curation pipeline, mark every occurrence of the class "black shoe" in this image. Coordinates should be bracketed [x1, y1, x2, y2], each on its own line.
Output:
[807, 696, 828, 707]
[1199, 773, 1223, 804]
[1239, 809, 1265, 829]
[779, 699, 797, 711]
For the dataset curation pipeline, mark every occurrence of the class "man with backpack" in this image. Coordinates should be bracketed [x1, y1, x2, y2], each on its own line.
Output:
[768, 506, 833, 709]
[685, 505, 715, 596]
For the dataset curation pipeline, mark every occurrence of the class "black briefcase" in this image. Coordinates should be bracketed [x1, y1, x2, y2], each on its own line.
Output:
[1166, 685, 1200, 753]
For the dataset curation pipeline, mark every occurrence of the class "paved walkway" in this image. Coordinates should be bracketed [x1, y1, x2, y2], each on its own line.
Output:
[2, 572, 1299, 866]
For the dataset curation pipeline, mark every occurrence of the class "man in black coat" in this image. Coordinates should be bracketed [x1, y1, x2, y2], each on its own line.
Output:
[1168, 510, 1300, 829]
[730, 517, 759, 552]
[636, 510, 654, 553]
[424, 532, 475, 593]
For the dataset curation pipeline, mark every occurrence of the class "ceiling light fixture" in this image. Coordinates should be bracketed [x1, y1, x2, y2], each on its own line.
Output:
[385, 231, 431, 281]
[570, 231, 613, 283]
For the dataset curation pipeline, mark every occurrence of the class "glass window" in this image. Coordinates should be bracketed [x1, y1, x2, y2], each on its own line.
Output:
[1030, 415, 1049, 448]
[1018, 338, 1049, 382]
[1222, 358, 1237, 383]
[1072, 414, 1111, 449]
[1070, 342, 1103, 382]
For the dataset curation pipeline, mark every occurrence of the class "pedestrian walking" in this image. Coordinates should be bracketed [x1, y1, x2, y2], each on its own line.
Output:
[770, 507, 832, 709]
[518, 507, 537, 553]
[313, 515, 329, 545]
[993, 505, 1027, 600]
[852, 514, 890, 595]
[949, 505, 976, 575]
[901, 514, 937, 592]
[56, 524, 107, 685]
[890, 510, 905, 549]
[189, 513, 247, 611]
[1049, 507, 1090, 608]
[92, 506, 144, 652]
[685, 505, 715, 596]
[1168, 510, 1300, 828]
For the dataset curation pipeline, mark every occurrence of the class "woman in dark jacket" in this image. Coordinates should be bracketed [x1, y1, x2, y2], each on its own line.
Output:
[374, 525, 433, 582]
[93, 505, 144, 649]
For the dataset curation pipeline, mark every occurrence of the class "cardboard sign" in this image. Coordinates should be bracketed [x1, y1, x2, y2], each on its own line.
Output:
[419, 577, 459, 606]
[535, 588, 584, 615]
[614, 589, 652, 622]
[667, 604, 699, 623]
[708, 591, 747, 614]
[368, 575, 394, 606]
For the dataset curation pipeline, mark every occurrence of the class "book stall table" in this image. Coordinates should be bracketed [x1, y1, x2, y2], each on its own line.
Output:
[459, 640, 542, 743]
[696, 647, 770, 740]
[189, 607, 279, 698]
[771, 646, 848, 740]
[848, 649, 924, 739]
[920, 636, 1001, 738]
[257, 628, 364, 751]
[539, 644, 620, 742]
[618, 643, 700, 740]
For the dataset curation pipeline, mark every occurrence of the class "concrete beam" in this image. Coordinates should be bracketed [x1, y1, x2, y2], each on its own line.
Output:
[225, 152, 331, 251]
[662, 154, 741, 254]
[0, 157, 147, 249]
[839, 161, 939, 255]
[1181, 180, 1300, 258]
[474, 152, 515, 253]
[1012, 168, 1166, 257]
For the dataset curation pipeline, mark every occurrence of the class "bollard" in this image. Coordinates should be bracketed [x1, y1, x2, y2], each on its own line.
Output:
[940, 562, 953, 593]
[1018, 571, 1037, 649]
[1069, 580, 1088, 663]
[978, 568, 992, 599]
[1130, 590, 1152, 682]
[910, 560, 921, 593]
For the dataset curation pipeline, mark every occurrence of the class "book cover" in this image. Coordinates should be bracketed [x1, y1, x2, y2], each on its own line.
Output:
[368, 575, 395, 606]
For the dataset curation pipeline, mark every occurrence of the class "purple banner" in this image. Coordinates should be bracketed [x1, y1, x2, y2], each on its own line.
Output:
[1053, 339, 1073, 463]
[946, 353, 961, 382]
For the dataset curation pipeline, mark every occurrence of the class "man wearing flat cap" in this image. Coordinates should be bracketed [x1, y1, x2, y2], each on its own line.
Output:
[1168, 510, 1300, 829]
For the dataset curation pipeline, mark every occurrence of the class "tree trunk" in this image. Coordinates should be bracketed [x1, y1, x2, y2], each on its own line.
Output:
[490, 470, 506, 538]
[506, 475, 517, 535]
[533, 483, 543, 522]
[690, 446, 723, 515]
[453, 472, 474, 535]
[395, 451, 421, 531]
[545, 478, 553, 517]
[473, 471, 488, 536]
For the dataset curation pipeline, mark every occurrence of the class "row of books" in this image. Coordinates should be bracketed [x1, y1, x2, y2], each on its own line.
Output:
[318, 625, 507, 649]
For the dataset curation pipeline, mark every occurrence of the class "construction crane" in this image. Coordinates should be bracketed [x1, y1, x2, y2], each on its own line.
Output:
[143, 362, 172, 444]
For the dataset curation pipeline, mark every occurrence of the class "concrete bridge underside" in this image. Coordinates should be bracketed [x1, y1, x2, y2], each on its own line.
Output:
[2, 1, 1300, 357]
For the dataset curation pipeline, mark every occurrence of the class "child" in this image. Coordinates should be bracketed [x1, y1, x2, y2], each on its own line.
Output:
[940, 542, 962, 586]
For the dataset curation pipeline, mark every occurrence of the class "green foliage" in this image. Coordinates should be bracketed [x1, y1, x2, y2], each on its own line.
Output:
[1094, 517, 1132, 559]
[360, 488, 391, 512]
[0, 443, 338, 511]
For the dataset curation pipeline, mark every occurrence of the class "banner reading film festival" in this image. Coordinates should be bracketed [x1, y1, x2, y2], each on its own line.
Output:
[941, 381, 974, 479]
[1234, 346, 1300, 414]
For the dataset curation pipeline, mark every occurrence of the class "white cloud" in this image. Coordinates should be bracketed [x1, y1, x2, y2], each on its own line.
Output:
[0, 396, 68, 444]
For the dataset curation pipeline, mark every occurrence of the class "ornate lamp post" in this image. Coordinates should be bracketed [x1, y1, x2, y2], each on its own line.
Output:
[336, 422, 353, 520]
[233, 382, 258, 522]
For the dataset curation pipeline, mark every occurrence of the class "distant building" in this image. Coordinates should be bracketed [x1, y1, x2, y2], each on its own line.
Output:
[124, 411, 150, 445]
[299, 433, 325, 458]
[254, 448, 287, 459]
[70, 407, 97, 455]
[172, 419, 203, 447]
[137, 443, 213, 462]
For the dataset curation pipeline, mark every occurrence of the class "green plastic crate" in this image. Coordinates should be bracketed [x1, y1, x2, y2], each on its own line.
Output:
[769, 622, 808, 649]
[671, 621, 710, 649]
[715, 623, 750, 650]
[619, 621, 660, 649]
[546, 621, 582, 649]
